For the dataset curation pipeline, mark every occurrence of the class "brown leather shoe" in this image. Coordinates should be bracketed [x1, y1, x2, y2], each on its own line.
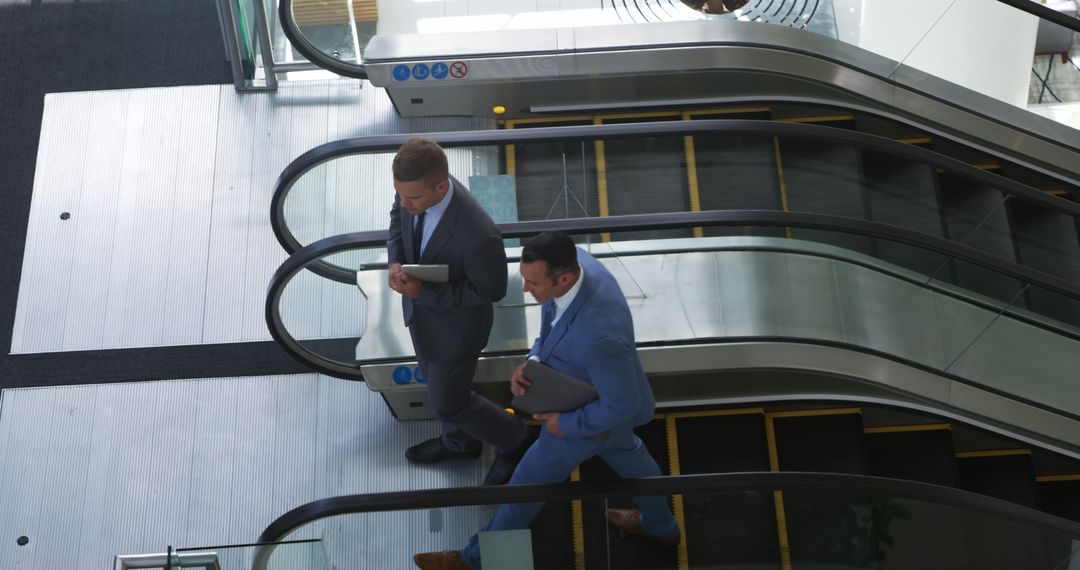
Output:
[413, 550, 472, 570]
[606, 508, 681, 546]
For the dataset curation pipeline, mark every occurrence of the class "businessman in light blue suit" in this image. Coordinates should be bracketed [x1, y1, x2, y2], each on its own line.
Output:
[414, 231, 679, 570]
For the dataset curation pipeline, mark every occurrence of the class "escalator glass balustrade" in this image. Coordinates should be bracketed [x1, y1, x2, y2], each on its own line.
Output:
[253, 472, 1080, 570]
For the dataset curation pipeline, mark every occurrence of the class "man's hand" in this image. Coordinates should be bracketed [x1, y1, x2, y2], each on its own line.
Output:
[533, 412, 562, 437]
[400, 273, 422, 299]
[511, 362, 531, 396]
[388, 263, 405, 294]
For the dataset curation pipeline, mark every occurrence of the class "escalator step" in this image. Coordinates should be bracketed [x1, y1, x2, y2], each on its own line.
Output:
[956, 452, 1040, 508]
[602, 117, 692, 242]
[1037, 479, 1080, 522]
[579, 419, 677, 569]
[772, 412, 870, 569]
[674, 412, 770, 473]
[1006, 197, 1080, 327]
[690, 111, 785, 239]
[860, 150, 948, 277]
[957, 453, 1058, 570]
[530, 498, 575, 570]
[772, 412, 867, 474]
[937, 174, 1026, 306]
[512, 133, 599, 223]
[674, 412, 780, 568]
[865, 427, 959, 487]
[776, 139, 875, 256]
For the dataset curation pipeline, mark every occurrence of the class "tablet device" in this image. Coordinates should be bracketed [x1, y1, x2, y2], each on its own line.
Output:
[511, 360, 599, 415]
[401, 264, 449, 283]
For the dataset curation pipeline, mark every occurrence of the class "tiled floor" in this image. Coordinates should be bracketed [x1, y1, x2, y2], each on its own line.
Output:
[1029, 32, 1080, 104]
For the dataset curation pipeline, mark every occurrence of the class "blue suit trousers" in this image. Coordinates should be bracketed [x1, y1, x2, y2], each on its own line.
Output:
[460, 424, 678, 569]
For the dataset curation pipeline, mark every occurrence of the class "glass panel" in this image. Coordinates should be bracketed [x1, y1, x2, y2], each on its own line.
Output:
[261, 483, 1079, 570]
[175, 539, 327, 570]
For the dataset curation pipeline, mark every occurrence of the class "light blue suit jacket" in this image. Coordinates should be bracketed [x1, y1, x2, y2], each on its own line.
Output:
[527, 248, 656, 439]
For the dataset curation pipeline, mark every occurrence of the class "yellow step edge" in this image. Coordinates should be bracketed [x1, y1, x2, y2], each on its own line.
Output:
[684, 106, 772, 117]
[666, 416, 690, 570]
[778, 114, 855, 123]
[896, 137, 932, 145]
[596, 110, 682, 121]
[956, 449, 1030, 458]
[503, 115, 594, 127]
[764, 415, 792, 570]
[768, 407, 862, 419]
[1036, 474, 1080, 482]
[571, 467, 585, 570]
[864, 423, 951, 434]
[973, 163, 1003, 170]
[667, 407, 766, 420]
[1044, 188, 1071, 196]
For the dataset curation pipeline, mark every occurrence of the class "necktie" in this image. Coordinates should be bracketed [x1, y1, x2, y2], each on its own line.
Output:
[541, 303, 555, 339]
[413, 211, 425, 260]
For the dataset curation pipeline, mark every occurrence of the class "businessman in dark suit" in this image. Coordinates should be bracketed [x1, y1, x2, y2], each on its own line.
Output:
[387, 138, 531, 485]
[414, 231, 679, 570]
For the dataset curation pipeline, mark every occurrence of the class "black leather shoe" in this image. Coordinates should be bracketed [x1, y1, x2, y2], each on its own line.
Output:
[606, 508, 681, 546]
[483, 425, 539, 486]
[405, 437, 481, 464]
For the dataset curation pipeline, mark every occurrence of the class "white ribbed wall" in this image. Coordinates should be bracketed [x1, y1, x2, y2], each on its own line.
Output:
[11, 80, 494, 353]
[0, 375, 494, 570]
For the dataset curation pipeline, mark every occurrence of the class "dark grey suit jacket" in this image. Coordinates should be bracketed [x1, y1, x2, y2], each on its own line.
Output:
[387, 177, 508, 364]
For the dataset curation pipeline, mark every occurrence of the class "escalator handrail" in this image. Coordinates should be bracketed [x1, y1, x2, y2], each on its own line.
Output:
[252, 470, 1080, 569]
[270, 119, 1080, 267]
[278, 0, 368, 80]
[997, 0, 1080, 34]
[265, 209, 1080, 381]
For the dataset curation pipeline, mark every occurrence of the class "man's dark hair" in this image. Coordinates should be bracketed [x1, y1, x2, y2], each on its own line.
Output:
[522, 231, 580, 279]
[393, 137, 449, 187]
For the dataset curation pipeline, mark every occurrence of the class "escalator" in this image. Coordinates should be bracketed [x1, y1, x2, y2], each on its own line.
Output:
[262, 115, 1080, 566]
[251, 469, 1080, 569]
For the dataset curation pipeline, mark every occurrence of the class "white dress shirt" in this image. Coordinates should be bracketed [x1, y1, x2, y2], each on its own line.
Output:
[419, 181, 454, 256]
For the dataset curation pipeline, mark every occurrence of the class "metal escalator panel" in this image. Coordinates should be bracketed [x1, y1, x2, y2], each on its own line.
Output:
[252, 472, 1080, 570]
[266, 209, 1080, 455]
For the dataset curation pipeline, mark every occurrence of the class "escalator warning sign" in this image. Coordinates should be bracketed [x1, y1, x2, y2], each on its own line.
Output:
[449, 61, 468, 79]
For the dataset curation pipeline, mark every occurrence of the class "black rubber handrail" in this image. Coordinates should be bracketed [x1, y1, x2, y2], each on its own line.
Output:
[278, 0, 367, 80]
[998, 0, 1080, 34]
[270, 119, 1080, 281]
[265, 209, 1080, 380]
[252, 471, 1080, 570]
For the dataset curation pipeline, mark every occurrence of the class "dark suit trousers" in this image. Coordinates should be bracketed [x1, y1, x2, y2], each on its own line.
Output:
[410, 329, 524, 453]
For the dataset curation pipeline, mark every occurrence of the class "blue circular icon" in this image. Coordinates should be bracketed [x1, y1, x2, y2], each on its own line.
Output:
[392, 65, 411, 81]
[431, 62, 449, 80]
[392, 365, 413, 385]
[412, 63, 430, 80]
[413, 366, 426, 384]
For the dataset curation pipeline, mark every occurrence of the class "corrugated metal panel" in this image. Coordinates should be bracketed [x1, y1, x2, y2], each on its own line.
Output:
[14, 80, 495, 353]
[0, 374, 496, 569]
[11, 92, 91, 352]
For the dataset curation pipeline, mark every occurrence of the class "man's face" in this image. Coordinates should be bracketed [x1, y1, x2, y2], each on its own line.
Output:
[394, 178, 448, 215]
[520, 260, 574, 304]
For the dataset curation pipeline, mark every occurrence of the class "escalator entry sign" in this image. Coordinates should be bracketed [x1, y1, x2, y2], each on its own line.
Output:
[392, 65, 410, 81]
[392, 366, 412, 385]
[450, 61, 468, 79]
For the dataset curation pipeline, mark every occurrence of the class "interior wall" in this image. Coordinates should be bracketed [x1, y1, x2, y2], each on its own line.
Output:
[859, 0, 1039, 107]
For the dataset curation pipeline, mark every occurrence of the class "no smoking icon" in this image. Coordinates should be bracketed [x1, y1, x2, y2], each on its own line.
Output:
[449, 61, 468, 79]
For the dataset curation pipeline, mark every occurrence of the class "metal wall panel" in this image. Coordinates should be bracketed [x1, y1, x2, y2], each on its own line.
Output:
[13, 81, 494, 353]
[0, 374, 494, 569]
